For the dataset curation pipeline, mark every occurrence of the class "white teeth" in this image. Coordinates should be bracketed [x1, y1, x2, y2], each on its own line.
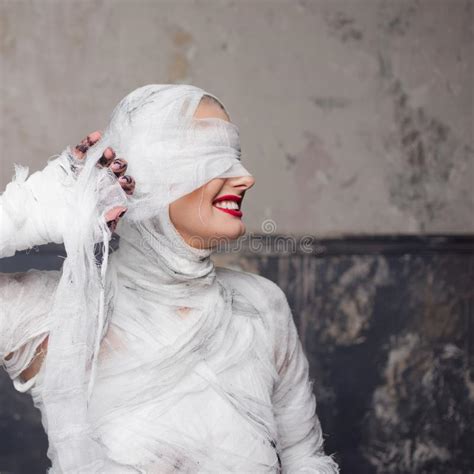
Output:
[215, 200, 239, 210]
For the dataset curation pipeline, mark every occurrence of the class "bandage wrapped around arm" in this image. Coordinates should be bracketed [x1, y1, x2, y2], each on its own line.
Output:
[1, 147, 133, 472]
[0, 148, 78, 258]
[271, 286, 340, 473]
[0, 269, 58, 392]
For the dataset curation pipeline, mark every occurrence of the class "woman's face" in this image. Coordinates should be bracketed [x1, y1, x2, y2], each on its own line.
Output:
[169, 99, 256, 250]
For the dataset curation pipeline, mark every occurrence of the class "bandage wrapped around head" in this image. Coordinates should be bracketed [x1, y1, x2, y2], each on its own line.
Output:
[37, 84, 251, 472]
[87, 84, 251, 222]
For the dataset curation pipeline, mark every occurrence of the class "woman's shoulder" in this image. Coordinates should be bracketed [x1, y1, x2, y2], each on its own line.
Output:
[215, 267, 294, 359]
[215, 266, 289, 314]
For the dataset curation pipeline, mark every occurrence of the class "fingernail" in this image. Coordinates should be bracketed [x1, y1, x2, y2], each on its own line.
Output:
[98, 149, 116, 167]
[104, 147, 115, 159]
[87, 131, 101, 144]
[76, 143, 88, 154]
[119, 175, 132, 184]
[111, 159, 126, 171]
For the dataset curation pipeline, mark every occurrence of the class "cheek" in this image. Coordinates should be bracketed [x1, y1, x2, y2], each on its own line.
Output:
[204, 179, 225, 200]
[170, 180, 227, 235]
[200, 182, 223, 212]
[173, 189, 214, 227]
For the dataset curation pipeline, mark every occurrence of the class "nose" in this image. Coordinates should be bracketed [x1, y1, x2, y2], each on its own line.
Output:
[227, 174, 256, 192]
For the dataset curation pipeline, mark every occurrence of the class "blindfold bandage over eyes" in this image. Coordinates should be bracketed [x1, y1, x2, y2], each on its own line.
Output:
[105, 116, 251, 222]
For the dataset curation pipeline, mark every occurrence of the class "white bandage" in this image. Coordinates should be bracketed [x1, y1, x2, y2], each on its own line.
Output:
[0, 148, 78, 258]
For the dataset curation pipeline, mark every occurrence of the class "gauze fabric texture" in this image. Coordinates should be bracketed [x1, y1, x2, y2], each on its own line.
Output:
[0, 84, 339, 473]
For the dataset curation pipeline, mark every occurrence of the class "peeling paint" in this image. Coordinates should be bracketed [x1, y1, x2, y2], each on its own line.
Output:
[287, 131, 335, 214]
[168, 51, 190, 83]
[172, 28, 193, 48]
[384, 76, 473, 231]
[365, 332, 472, 473]
[167, 26, 194, 83]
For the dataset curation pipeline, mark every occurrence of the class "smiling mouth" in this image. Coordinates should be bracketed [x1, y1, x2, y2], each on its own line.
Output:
[212, 194, 243, 218]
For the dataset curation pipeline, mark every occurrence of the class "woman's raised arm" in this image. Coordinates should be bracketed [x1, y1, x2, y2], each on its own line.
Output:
[1, 131, 136, 388]
[0, 131, 134, 259]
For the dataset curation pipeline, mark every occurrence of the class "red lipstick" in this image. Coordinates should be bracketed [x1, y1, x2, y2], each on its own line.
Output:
[212, 194, 243, 218]
[213, 194, 242, 204]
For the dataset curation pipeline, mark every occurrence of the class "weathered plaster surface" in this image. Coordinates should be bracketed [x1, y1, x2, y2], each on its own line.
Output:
[0, 0, 472, 234]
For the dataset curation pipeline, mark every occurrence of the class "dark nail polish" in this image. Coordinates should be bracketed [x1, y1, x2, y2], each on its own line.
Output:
[76, 143, 88, 154]
[99, 148, 114, 165]
[98, 155, 109, 166]
[112, 159, 126, 171]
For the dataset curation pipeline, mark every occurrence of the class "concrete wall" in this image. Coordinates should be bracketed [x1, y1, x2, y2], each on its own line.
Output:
[1, 0, 472, 236]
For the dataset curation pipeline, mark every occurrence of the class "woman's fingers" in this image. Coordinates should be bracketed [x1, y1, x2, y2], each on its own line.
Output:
[103, 155, 135, 195]
[105, 206, 128, 233]
[118, 175, 136, 195]
[73, 133, 130, 181]
[74, 131, 102, 160]
[97, 147, 116, 167]
[109, 158, 127, 176]
[72, 132, 135, 234]
[74, 133, 116, 169]
[108, 159, 135, 195]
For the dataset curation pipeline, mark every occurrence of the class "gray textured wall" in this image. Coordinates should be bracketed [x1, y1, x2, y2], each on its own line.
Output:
[0, 0, 472, 235]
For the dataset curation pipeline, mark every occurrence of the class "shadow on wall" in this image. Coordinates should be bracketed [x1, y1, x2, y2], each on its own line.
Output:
[1, 234, 473, 474]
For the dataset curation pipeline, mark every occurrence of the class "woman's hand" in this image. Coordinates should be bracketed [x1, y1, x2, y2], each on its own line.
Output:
[72, 130, 136, 233]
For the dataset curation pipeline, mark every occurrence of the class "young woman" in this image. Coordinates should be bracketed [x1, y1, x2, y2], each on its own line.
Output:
[0, 85, 339, 473]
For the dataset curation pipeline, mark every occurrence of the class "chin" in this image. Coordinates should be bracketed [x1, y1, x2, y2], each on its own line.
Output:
[208, 221, 246, 246]
[224, 228, 245, 241]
